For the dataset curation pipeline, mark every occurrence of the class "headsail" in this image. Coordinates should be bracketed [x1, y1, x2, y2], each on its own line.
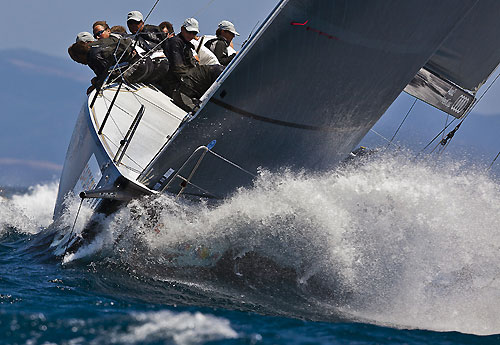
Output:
[405, 0, 500, 118]
[426, 0, 500, 93]
[139, 0, 480, 199]
[403, 68, 475, 119]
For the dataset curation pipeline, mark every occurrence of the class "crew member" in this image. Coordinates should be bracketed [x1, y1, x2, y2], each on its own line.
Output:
[159, 21, 175, 38]
[68, 36, 136, 92]
[164, 18, 223, 100]
[110, 25, 127, 35]
[205, 20, 239, 66]
[92, 21, 112, 40]
[127, 10, 166, 53]
[76, 32, 95, 43]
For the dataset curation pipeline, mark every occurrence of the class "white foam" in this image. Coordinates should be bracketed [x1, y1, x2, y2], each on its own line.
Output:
[108, 310, 238, 344]
[0, 182, 59, 234]
[62, 152, 500, 334]
[326, 154, 500, 335]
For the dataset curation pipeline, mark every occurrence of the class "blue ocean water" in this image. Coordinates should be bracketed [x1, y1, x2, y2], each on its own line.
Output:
[1, 155, 500, 344]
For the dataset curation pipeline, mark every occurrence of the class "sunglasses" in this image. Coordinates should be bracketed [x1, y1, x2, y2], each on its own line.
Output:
[94, 29, 105, 38]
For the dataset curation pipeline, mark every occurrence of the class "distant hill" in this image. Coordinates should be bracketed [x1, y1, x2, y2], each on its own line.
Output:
[0, 49, 93, 186]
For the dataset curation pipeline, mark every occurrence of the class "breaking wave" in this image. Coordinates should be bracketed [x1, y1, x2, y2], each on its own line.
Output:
[0, 182, 58, 235]
[9, 152, 500, 335]
[108, 310, 238, 344]
[5, 309, 240, 345]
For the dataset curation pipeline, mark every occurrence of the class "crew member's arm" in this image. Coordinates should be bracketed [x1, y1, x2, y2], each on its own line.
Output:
[87, 51, 108, 78]
[213, 40, 235, 66]
[168, 39, 190, 76]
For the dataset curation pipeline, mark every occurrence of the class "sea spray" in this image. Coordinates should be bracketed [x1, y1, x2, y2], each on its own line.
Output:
[0, 182, 58, 234]
[6, 152, 500, 334]
[102, 152, 500, 334]
[327, 154, 500, 334]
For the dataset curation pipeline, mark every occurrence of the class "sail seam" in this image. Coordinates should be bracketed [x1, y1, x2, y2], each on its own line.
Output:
[210, 98, 349, 132]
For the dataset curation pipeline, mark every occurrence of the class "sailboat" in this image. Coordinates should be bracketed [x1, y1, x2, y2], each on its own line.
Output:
[51, 0, 500, 258]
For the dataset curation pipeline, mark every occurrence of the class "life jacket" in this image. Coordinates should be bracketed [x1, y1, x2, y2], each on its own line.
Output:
[204, 36, 225, 53]
[204, 35, 236, 66]
[86, 36, 136, 80]
[89, 36, 134, 63]
[133, 25, 167, 54]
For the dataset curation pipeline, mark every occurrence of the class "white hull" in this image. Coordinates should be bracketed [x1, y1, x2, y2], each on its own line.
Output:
[54, 83, 186, 219]
[52, 0, 500, 262]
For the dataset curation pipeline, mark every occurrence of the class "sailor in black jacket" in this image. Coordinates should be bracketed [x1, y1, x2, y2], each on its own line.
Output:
[205, 20, 239, 66]
[127, 10, 166, 54]
[87, 36, 135, 78]
[163, 18, 223, 99]
[165, 25, 198, 77]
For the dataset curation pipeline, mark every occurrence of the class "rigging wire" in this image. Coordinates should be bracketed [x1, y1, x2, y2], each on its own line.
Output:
[101, 133, 144, 172]
[488, 151, 500, 170]
[370, 128, 399, 148]
[98, 0, 223, 148]
[105, 0, 245, 93]
[108, 35, 170, 85]
[90, 0, 162, 110]
[241, 21, 261, 47]
[118, 0, 162, 62]
[101, 92, 179, 135]
[418, 117, 457, 156]
[420, 68, 500, 155]
[434, 114, 452, 155]
[386, 98, 417, 149]
[439, 102, 474, 146]
[63, 197, 84, 258]
[94, 0, 167, 160]
[476, 69, 500, 106]
[101, 90, 126, 138]
[193, 0, 217, 16]
[96, 0, 163, 97]
[110, 0, 227, 86]
[441, 114, 450, 141]
[437, 122, 462, 155]
[143, 0, 161, 23]
[133, 92, 184, 120]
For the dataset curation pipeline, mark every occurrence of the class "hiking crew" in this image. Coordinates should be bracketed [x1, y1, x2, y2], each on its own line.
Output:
[127, 11, 166, 54]
[92, 21, 111, 40]
[110, 25, 127, 34]
[86, 36, 135, 78]
[76, 32, 95, 43]
[159, 21, 175, 38]
[163, 18, 224, 101]
[205, 21, 239, 66]
[192, 35, 220, 66]
[70, 13, 236, 102]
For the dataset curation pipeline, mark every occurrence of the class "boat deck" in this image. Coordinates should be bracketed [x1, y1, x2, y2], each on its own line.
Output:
[90, 84, 187, 182]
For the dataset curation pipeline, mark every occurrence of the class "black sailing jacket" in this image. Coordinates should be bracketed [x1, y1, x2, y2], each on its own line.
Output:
[205, 36, 236, 66]
[163, 33, 198, 77]
[87, 36, 135, 78]
[132, 25, 166, 54]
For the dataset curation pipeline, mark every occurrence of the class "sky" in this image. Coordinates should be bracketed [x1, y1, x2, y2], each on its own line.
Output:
[3, 0, 279, 58]
[2, 0, 500, 178]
